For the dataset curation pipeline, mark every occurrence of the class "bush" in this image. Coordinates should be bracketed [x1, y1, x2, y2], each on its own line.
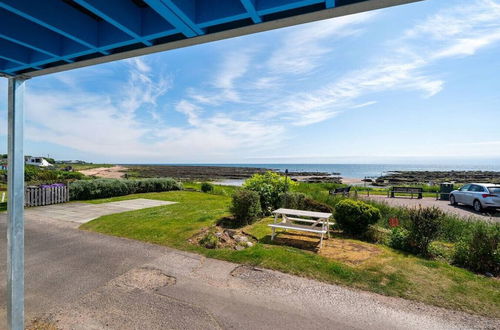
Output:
[279, 192, 306, 209]
[406, 206, 444, 256]
[201, 182, 214, 193]
[279, 192, 333, 213]
[335, 199, 381, 236]
[69, 178, 182, 200]
[389, 227, 411, 251]
[453, 222, 500, 275]
[428, 241, 454, 262]
[365, 225, 391, 244]
[230, 189, 262, 226]
[243, 171, 295, 214]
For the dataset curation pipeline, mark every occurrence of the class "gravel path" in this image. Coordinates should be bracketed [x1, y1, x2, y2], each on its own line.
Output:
[363, 195, 500, 222]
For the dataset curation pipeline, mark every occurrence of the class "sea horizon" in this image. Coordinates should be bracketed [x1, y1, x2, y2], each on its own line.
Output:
[118, 163, 500, 179]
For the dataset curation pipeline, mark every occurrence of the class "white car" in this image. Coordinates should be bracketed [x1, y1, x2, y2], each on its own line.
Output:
[450, 183, 500, 212]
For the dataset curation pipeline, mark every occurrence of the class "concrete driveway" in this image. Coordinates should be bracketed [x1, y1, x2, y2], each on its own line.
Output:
[0, 200, 497, 329]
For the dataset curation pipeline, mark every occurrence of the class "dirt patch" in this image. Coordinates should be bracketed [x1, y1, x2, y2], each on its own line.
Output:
[26, 319, 59, 330]
[273, 232, 382, 265]
[79, 165, 128, 179]
[190, 226, 256, 250]
[110, 267, 176, 291]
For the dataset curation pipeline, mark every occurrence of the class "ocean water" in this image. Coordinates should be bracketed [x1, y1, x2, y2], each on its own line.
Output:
[167, 163, 500, 179]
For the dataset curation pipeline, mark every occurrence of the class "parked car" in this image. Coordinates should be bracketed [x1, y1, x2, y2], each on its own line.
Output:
[449, 183, 500, 212]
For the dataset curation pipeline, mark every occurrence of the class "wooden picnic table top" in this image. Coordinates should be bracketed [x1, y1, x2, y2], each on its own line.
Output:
[272, 208, 332, 219]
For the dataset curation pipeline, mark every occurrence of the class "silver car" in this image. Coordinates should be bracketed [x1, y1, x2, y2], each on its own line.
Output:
[450, 183, 500, 212]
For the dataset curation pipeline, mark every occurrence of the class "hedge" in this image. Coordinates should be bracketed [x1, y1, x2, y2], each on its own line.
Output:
[69, 178, 182, 200]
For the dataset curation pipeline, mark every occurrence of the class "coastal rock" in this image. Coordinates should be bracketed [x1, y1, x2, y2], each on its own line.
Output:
[376, 171, 500, 185]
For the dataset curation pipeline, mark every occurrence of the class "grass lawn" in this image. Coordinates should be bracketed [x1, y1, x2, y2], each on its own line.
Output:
[80, 190, 500, 318]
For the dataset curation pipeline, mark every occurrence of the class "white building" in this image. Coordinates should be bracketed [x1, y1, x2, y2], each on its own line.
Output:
[25, 156, 52, 167]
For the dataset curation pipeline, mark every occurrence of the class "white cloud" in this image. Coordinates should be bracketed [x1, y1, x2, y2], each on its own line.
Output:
[18, 61, 285, 162]
[259, 0, 500, 125]
[175, 100, 201, 126]
[267, 12, 376, 75]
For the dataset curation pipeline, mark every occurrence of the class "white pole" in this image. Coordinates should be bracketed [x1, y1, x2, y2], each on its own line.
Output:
[7, 77, 26, 330]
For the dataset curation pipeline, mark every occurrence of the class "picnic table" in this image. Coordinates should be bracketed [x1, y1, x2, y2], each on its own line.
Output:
[269, 208, 333, 248]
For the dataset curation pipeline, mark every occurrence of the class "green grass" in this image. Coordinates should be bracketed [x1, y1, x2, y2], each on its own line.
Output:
[81, 190, 500, 318]
[64, 163, 114, 171]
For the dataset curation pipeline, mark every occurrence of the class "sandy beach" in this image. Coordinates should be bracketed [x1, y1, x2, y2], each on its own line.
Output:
[341, 177, 365, 185]
[79, 165, 128, 179]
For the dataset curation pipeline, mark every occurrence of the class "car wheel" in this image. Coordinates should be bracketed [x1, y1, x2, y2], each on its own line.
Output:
[473, 199, 482, 212]
[450, 195, 457, 206]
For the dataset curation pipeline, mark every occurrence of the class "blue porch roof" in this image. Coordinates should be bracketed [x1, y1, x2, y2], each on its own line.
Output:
[0, 0, 420, 78]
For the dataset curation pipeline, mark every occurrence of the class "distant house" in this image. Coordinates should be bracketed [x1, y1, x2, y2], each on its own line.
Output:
[55, 160, 88, 164]
[25, 156, 53, 167]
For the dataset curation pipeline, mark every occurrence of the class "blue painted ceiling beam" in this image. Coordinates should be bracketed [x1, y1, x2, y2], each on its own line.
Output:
[0, 39, 37, 66]
[0, 0, 422, 76]
[256, 0, 325, 15]
[143, 0, 199, 37]
[325, 0, 336, 8]
[0, 9, 83, 63]
[240, 0, 262, 23]
[0, 0, 110, 55]
[74, 0, 153, 47]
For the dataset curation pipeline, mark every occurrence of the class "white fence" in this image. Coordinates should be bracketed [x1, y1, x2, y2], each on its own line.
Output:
[25, 184, 69, 207]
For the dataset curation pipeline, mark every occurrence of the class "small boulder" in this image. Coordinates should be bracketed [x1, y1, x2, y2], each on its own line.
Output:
[235, 245, 245, 251]
[246, 242, 254, 248]
[234, 235, 249, 243]
[224, 229, 237, 238]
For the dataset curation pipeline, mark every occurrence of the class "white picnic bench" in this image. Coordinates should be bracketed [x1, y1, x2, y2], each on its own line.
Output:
[269, 208, 333, 248]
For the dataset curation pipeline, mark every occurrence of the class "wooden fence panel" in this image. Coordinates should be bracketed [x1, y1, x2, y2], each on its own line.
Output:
[25, 184, 69, 207]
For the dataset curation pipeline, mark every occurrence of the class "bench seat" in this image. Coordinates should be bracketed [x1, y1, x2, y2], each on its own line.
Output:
[269, 223, 327, 234]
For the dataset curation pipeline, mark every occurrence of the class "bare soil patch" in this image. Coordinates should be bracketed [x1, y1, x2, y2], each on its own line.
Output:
[273, 232, 382, 265]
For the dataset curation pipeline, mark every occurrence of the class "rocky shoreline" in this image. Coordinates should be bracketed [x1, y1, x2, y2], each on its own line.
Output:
[374, 171, 500, 185]
[125, 165, 341, 183]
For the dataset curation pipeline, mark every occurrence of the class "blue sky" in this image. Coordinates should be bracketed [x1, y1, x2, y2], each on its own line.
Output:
[1, 0, 500, 164]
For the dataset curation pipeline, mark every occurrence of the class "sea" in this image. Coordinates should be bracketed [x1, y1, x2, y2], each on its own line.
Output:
[156, 163, 500, 179]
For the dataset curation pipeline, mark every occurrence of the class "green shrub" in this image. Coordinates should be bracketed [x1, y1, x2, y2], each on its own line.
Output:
[230, 189, 262, 226]
[428, 241, 454, 262]
[69, 178, 182, 200]
[406, 206, 444, 256]
[59, 171, 85, 180]
[199, 231, 219, 249]
[365, 225, 391, 244]
[201, 182, 214, 193]
[389, 227, 411, 251]
[302, 197, 333, 213]
[243, 171, 295, 214]
[279, 192, 333, 213]
[335, 199, 381, 236]
[453, 222, 500, 275]
[279, 192, 306, 209]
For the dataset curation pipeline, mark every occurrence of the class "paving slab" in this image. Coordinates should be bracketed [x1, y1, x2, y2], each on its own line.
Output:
[22, 198, 176, 226]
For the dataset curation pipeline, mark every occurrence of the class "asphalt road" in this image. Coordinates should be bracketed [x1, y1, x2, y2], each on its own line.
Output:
[364, 195, 500, 222]
[0, 202, 498, 329]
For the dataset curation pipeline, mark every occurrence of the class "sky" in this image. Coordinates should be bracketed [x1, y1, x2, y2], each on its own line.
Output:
[0, 0, 500, 165]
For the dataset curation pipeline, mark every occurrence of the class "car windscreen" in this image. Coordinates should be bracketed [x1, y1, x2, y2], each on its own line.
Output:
[488, 187, 500, 194]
